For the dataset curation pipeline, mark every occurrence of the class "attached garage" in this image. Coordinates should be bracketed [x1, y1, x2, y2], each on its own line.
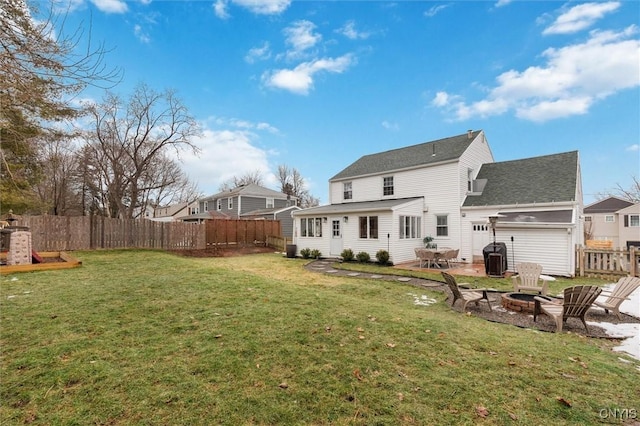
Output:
[493, 210, 577, 277]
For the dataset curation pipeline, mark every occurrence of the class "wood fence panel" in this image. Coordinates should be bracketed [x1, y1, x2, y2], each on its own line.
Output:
[576, 245, 639, 279]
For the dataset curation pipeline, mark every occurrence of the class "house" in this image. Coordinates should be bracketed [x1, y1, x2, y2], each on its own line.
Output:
[291, 130, 583, 276]
[182, 183, 300, 237]
[584, 197, 640, 249]
[150, 202, 191, 222]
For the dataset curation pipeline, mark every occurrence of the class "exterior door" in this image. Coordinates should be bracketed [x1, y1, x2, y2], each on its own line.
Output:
[330, 218, 343, 256]
[472, 223, 492, 262]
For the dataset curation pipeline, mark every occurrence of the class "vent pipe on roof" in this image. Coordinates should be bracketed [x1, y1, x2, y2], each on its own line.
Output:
[467, 130, 473, 139]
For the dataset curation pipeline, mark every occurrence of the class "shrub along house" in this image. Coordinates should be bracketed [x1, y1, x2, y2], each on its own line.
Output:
[292, 130, 584, 276]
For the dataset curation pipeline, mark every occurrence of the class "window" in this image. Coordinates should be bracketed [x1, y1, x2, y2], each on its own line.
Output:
[629, 215, 640, 227]
[300, 218, 323, 237]
[204, 202, 208, 212]
[605, 215, 614, 223]
[399, 215, 421, 239]
[584, 216, 592, 222]
[436, 215, 448, 237]
[343, 182, 352, 200]
[266, 198, 274, 208]
[228, 197, 233, 210]
[332, 220, 340, 237]
[383, 176, 394, 196]
[467, 168, 473, 192]
[359, 216, 378, 239]
[217, 199, 222, 211]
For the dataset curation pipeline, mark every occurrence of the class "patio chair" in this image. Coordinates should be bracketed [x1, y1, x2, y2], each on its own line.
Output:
[441, 272, 492, 311]
[512, 262, 547, 295]
[534, 285, 602, 333]
[415, 248, 436, 269]
[593, 276, 640, 320]
[440, 249, 459, 268]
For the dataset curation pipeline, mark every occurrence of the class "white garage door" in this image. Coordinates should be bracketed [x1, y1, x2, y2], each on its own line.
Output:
[496, 227, 572, 277]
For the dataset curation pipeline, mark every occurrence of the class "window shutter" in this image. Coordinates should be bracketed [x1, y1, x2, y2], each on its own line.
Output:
[624, 215, 629, 227]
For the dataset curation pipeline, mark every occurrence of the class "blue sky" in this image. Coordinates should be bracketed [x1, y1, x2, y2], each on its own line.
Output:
[53, 0, 639, 205]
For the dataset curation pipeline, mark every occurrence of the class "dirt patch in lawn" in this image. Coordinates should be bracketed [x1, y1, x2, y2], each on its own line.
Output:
[171, 246, 277, 258]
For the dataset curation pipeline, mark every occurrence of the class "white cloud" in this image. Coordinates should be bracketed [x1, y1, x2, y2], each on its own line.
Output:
[433, 26, 640, 122]
[424, 4, 450, 18]
[283, 20, 322, 60]
[91, 0, 128, 14]
[134, 24, 150, 43]
[543, 2, 620, 35]
[494, 0, 513, 8]
[262, 54, 355, 95]
[336, 20, 371, 40]
[626, 144, 640, 152]
[180, 128, 274, 195]
[381, 121, 399, 131]
[232, 0, 291, 15]
[245, 42, 271, 63]
[213, 0, 230, 19]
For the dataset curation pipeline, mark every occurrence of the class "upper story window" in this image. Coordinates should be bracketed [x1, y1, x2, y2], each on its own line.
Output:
[217, 199, 222, 211]
[204, 202, 208, 212]
[343, 182, 352, 200]
[436, 215, 448, 237]
[189, 207, 199, 215]
[628, 215, 639, 227]
[584, 216, 592, 222]
[266, 198, 274, 208]
[359, 216, 378, 239]
[604, 215, 614, 223]
[467, 168, 473, 192]
[228, 197, 233, 210]
[383, 176, 394, 196]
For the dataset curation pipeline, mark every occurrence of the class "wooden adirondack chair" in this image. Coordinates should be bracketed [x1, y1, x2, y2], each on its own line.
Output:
[441, 272, 492, 311]
[512, 262, 547, 295]
[593, 276, 640, 320]
[534, 285, 602, 333]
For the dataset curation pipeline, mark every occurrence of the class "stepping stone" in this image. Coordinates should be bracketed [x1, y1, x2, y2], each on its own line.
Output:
[326, 269, 338, 273]
[370, 275, 383, 279]
[397, 277, 412, 282]
[348, 272, 361, 277]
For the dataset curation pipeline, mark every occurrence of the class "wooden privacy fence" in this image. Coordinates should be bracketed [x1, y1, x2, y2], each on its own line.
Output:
[576, 245, 639, 279]
[7, 216, 283, 252]
[12, 215, 205, 251]
[205, 219, 281, 247]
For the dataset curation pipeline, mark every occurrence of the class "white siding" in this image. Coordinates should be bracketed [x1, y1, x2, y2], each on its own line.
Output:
[497, 227, 573, 277]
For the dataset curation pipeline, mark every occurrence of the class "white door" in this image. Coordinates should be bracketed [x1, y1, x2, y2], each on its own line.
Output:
[330, 218, 343, 256]
[472, 223, 492, 262]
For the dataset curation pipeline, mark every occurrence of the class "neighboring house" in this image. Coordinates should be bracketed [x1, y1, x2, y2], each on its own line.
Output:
[583, 197, 636, 248]
[182, 183, 299, 236]
[292, 130, 583, 276]
[150, 202, 190, 222]
[617, 203, 640, 249]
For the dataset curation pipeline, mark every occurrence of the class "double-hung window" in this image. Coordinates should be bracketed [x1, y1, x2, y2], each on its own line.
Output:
[228, 197, 233, 210]
[629, 215, 640, 227]
[343, 182, 352, 200]
[399, 215, 421, 239]
[605, 215, 614, 223]
[436, 215, 448, 237]
[217, 199, 222, 211]
[359, 216, 378, 239]
[383, 176, 394, 196]
[266, 198, 274, 208]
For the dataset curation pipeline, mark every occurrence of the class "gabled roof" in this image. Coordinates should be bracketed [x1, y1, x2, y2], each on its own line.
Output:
[241, 205, 301, 217]
[330, 130, 483, 181]
[584, 196, 634, 214]
[463, 151, 579, 207]
[203, 183, 293, 201]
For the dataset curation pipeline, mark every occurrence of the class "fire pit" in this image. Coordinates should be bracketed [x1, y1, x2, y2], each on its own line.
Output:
[501, 292, 537, 314]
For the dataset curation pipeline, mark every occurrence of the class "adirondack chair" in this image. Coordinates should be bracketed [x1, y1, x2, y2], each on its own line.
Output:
[441, 272, 492, 311]
[512, 262, 547, 295]
[534, 285, 602, 333]
[593, 276, 640, 320]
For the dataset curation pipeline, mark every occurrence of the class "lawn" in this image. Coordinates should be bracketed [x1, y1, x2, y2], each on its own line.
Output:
[1, 250, 638, 425]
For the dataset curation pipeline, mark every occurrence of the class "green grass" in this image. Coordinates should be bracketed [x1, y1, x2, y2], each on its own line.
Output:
[1, 250, 638, 425]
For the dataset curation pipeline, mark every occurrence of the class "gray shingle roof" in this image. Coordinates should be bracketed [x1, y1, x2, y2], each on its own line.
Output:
[463, 151, 579, 206]
[203, 183, 292, 201]
[330, 130, 482, 181]
[584, 196, 634, 213]
[292, 198, 423, 216]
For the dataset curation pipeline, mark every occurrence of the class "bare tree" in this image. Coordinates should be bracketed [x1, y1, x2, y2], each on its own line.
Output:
[83, 83, 200, 218]
[595, 176, 640, 203]
[276, 164, 319, 208]
[0, 0, 120, 213]
[218, 170, 264, 192]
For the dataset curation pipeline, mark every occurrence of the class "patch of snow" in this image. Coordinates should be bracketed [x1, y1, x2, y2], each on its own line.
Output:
[407, 293, 437, 306]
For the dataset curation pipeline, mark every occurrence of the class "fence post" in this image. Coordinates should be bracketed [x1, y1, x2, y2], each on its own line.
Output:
[631, 246, 637, 277]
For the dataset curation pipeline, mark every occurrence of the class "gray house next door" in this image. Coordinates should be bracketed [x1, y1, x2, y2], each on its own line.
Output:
[330, 218, 343, 256]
